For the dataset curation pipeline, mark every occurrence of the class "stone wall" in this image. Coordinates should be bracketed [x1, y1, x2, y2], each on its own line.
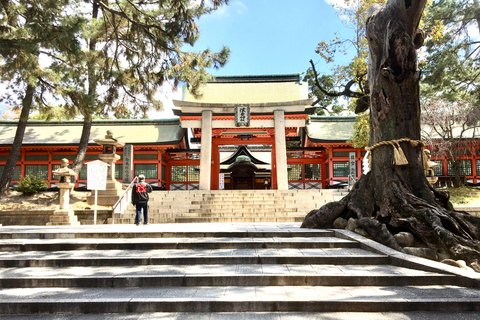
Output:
[0, 210, 112, 226]
[74, 210, 112, 225]
[0, 210, 52, 226]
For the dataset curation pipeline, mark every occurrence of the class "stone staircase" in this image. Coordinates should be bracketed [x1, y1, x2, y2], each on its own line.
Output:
[0, 223, 479, 317]
[116, 189, 346, 224]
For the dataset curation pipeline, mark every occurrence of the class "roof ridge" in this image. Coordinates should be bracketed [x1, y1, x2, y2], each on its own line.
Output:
[0, 118, 181, 126]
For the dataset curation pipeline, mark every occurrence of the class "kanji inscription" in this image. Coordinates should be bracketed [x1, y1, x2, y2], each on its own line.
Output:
[235, 104, 250, 127]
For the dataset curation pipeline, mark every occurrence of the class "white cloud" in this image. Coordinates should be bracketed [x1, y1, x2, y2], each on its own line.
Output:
[148, 80, 181, 119]
[203, 0, 247, 20]
[233, 1, 248, 15]
[324, 0, 352, 9]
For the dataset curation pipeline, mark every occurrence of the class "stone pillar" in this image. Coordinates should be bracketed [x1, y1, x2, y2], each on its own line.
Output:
[199, 110, 213, 190]
[86, 130, 124, 206]
[99, 153, 122, 191]
[211, 139, 220, 190]
[86, 153, 123, 206]
[122, 144, 134, 183]
[58, 182, 72, 210]
[48, 159, 80, 226]
[47, 182, 80, 226]
[274, 110, 288, 190]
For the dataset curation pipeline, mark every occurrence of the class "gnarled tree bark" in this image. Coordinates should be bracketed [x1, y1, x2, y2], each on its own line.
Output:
[302, 0, 480, 272]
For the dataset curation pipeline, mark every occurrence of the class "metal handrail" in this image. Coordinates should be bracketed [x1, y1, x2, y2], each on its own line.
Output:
[112, 176, 138, 212]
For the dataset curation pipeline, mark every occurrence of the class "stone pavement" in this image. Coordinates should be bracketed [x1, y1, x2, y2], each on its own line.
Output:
[0, 223, 479, 319]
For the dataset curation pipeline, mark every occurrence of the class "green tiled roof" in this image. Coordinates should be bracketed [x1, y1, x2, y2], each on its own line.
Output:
[211, 74, 303, 83]
[0, 119, 185, 146]
[306, 116, 356, 143]
[307, 116, 480, 143]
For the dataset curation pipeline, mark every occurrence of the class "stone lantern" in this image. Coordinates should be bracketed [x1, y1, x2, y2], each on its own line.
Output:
[86, 130, 125, 206]
[424, 149, 440, 186]
[47, 158, 80, 226]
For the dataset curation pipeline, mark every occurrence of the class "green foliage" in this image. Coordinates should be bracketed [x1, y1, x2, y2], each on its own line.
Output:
[0, 0, 84, 113]
[50, 0, 231, 119]
[422, 0, 480, 104]
[307, 0, 386, 135]
[14, 175, 48, 195]
[313, 0, 385, 89]
[30, 106, 78, 121]
[1, 0, 230, 119]
[303, 69, 342, 115]
[348, 112, 370, 148]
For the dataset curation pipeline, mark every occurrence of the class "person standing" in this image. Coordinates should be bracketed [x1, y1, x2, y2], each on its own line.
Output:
[131, 174, 153, 225]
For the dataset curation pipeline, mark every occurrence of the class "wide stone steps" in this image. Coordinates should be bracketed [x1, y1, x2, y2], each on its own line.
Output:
[118, 190, 346, 224]
[0, 255, 390, 268]
[2, 287, 480, 314]
[0, 266, 459, 288]
[114, 217, 306, 224]
[0, 236, 359, 251]
[1, 223, 479, 316]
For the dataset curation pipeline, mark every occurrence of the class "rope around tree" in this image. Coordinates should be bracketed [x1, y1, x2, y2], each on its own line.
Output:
[364, 138, 427, 171]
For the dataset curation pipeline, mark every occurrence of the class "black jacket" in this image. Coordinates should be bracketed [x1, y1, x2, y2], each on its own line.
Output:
[131, 181, 153, 204]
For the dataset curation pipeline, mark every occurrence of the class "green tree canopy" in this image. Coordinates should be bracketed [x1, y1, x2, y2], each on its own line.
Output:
[0, 0, 231, 193]
[60, 0, 230, 174]
[422, 0, 480, 104]
[0, 0, 84, 195]
[305, 0, 386, 114]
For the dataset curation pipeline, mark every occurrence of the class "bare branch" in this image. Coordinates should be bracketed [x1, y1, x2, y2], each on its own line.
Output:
[309, 59, 365, 99]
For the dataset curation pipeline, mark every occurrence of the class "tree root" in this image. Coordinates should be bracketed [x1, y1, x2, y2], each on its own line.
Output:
[357, 217, 405, 252]
[302, 174, 480, 272]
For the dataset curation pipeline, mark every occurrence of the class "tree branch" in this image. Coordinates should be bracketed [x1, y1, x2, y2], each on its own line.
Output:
[309, 59, 365, 99]
[94, 0, 166, 36]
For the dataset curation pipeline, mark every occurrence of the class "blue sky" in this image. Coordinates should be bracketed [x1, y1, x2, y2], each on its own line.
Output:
[152, 0, 354, 117]
[190, 0, 353, 77]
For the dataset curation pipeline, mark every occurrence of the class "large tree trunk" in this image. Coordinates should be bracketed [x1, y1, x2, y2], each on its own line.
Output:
[72, 114, 92, 175]
[71, 1, 98, 176]
[0, 84, 35, 196]
[303, 0, 480, 272]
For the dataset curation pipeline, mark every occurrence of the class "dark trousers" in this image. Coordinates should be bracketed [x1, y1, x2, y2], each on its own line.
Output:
[135, 202, 149, 224]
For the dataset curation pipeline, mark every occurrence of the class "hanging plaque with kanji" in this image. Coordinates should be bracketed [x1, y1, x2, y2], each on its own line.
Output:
[235, 104, 250, 127]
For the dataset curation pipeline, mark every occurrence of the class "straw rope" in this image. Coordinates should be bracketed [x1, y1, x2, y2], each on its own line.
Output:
[364, 138, 426, 169]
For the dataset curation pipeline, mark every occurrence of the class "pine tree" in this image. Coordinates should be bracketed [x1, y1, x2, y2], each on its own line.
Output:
[51, 0, 230, 175]
[0, 0, 83, 195]
[422, 0, 480, 103]
[0, 0, 230, 192]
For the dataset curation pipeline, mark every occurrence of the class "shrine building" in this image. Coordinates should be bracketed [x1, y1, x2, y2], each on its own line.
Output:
[0, 74, 479, 190]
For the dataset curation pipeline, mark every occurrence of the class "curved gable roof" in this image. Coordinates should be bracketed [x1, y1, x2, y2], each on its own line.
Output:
[220, 145, 270, 165]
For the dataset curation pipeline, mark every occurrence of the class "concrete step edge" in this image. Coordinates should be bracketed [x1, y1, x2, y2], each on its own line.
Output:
[0, 230, 335, 240]
[0, 274, 458, 288]
[0, 240, 360, 251]
[0, 255, 387, 267]
[1, 298, 480, 314]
